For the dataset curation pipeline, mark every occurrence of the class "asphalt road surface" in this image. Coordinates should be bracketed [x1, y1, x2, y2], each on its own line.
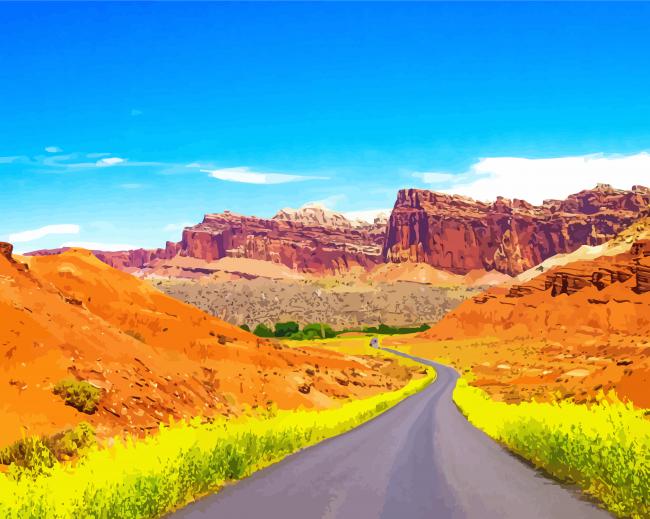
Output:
[173, 350, 611, 519]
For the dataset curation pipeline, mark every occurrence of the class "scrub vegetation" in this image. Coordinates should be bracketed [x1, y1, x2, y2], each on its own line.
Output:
[0, 370, 434, 519]
[453, 379, 650, 518]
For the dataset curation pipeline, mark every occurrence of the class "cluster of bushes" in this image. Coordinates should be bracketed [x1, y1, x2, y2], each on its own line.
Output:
[360, 323, 430, 335]
[245, 321, 336, 340]
[53, 379, 102, 414]
[0, 372, 435, 518]
[453, 379, 650, 517]
[243, 321, 430, 340]
[0, 423, 96, 478]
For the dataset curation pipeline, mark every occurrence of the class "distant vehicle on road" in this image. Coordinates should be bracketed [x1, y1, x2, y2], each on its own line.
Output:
[370, 337, 379, 349]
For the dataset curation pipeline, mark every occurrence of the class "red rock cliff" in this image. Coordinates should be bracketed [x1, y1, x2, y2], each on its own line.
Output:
[383, 184, 650, 276]
[179, 208, 385, 274]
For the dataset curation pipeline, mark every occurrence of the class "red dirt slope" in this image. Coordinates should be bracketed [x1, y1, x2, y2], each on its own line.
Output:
[0, 244, 413, 448]
[415, 222, 650, 406]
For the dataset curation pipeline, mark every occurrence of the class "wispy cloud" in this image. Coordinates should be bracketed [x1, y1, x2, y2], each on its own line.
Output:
[0, 155, 26, 164]
[342, 208, 390, 223]
[97, 157, 126, 167]
[163, 222, 192, 232]
[130, 109, 143, 117]
[302, 194, 347, 209]
[203, 167, 328, 185]
[45, 146, 62, 153]
[60, 241, 138, 251]
[416, 152, 650, 204]
[8, 224, 80, 243]
[119, 183, 144, 189]
[412, 172, 457, 184]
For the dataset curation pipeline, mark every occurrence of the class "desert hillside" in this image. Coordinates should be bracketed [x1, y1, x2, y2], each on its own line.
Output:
[0, 243, 419, 449]
[28, 185, 650, 281]
[401, 217, 650, 406]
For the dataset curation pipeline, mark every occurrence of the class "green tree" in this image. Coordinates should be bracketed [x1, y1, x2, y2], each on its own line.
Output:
[274, 321, 299, 337]
[303, 323, 336, 339]
[239, 324, 251, 332]
[253, 324, 274, 338]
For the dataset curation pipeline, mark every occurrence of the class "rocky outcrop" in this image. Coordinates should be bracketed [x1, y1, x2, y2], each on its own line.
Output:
[422, 234, 650, 343]
[178, 210, 385, 274]
[27, 184, 649, 278]
[384, 184, 650, 276]
[96, 242, 181, 270]
[636, 257, 650, 294]
[0, 242, 28, 271]
[27, 209, 385, 275]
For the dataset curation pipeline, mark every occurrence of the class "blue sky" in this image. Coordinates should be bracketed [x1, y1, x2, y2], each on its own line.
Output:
[2, 2, 650, 252]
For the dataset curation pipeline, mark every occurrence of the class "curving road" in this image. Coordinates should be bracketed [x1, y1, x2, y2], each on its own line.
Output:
[173, 350, 610, 519]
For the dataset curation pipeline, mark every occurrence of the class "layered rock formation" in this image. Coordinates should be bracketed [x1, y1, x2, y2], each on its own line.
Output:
[415, 220, 650, 406]
[28, 207, 385, 275]
[179, 207, 386, 274]
[29, 184, 649, 279]
[384, 184, 650, 276]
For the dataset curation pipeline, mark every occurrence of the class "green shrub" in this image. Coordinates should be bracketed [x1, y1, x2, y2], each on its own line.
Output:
[454, 380, 650, 518]
[46, 422, 96, 460]
[53, 379, 101, 414]
[360, 323, 430, 335]
[274, 321, 299, 337]
[0, 371, 435, 517]
[0, 423, 95, 477]
[302, 323, 335, 339]
[253, 323, 274, 337]
[239, 324, 251, 332]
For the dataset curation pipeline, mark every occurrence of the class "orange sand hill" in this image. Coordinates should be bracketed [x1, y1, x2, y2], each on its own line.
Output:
[0, 243, 413, 448]
[410, 221, 650, 407]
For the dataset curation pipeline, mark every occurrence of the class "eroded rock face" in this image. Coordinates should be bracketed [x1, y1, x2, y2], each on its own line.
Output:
[178, 210, 385, 274]
[0, 242, 13, 262]
[383, 184, 650, 276]
[27, 185, 649, 277]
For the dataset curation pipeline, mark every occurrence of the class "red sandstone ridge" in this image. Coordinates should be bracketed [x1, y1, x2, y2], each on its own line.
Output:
[180, 206, 385, 273]
[383, 184, 650, 276]
[422, 218, 650, 341]
[30, 206, 386, 276]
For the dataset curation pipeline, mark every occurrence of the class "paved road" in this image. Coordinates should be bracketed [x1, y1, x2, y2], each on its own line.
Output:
[173, 350, 610, 519]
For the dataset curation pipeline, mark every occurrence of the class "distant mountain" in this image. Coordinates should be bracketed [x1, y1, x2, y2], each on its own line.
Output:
[28, 184, 649, 279]
[0, 243, 410, 448]
[384, 183, 650, 276]
[419, 216, 650, 406]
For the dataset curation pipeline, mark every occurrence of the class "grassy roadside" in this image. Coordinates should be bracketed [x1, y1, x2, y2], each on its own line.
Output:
[0, 362, 435, 518]
[282, 334, 426, 367]
[453, 379, 650, 518]
[383, 338, 650, 517]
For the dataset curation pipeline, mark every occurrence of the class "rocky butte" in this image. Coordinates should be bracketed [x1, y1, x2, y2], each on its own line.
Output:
[28, 185, 649, 279]
[383, 184, 650, 276]
[63, 205, 387, 276]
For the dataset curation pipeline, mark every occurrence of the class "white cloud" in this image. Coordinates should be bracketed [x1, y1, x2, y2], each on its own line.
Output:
[342, 208, 391, 223]
[130, 109, 143, 116]
[302, 194, 347, 209]
[96, 157, 126, 167]
[412, 172, 457, 184]
[8, 224, 80, 243]
[45, 146, 62, 153]
[60, 241, 137, 251]
[0, 155, 26, 164]
[417, 152, 650, 204]
[163, 222, 192, 232]
[203, 167, 328, 184]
